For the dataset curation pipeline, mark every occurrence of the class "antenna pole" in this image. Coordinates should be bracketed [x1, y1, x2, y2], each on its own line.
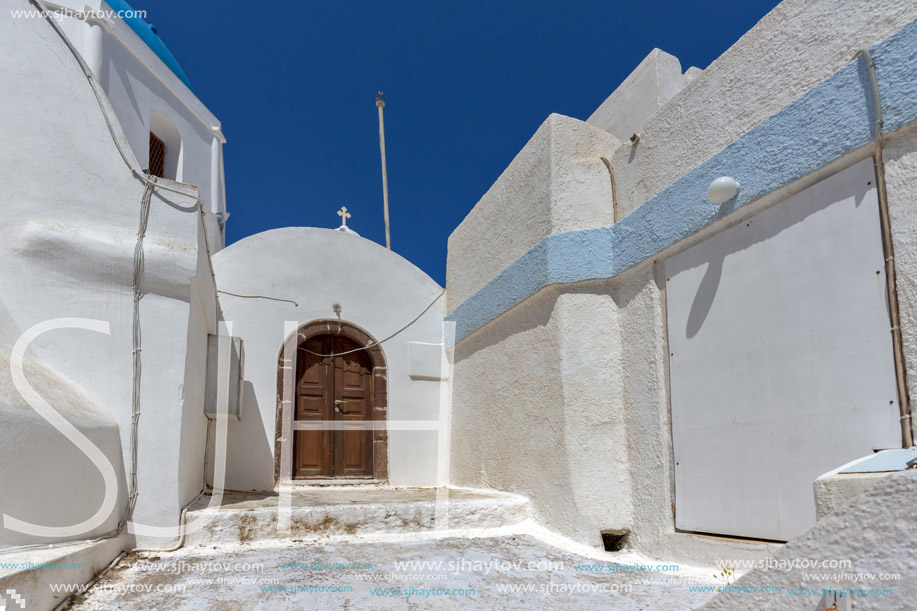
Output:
[376, 92, 392, 250]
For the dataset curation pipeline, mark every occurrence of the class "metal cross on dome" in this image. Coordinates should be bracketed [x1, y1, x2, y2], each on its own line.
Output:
[337, 206, 351, 227]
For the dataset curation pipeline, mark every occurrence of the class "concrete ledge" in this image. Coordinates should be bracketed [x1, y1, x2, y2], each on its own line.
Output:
[813, 448, 917, 520]
[587, 48, 697, 142]
[814, 472, 889, 521]
[446, 114, 619, 310]
[0, 536, 124, 611]
[703, 470, 917, 610]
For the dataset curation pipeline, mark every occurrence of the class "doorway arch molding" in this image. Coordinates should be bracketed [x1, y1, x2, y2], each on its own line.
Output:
[275, 319, 388, 483]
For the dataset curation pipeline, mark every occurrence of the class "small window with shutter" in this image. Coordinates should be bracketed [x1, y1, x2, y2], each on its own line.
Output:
[149, 132, 165, 178]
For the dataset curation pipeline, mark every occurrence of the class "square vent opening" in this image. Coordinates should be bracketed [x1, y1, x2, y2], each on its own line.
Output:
[600, 531, 628, 552]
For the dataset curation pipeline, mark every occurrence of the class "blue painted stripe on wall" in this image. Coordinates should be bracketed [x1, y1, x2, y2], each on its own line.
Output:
[447, 18, 917, 344]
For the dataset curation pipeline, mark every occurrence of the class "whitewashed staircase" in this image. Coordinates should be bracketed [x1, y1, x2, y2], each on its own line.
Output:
[183, 486, 531, 546]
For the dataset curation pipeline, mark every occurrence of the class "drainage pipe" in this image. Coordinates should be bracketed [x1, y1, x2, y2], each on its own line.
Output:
[132, 490, 206, 553]
[600, 156, 620, 224]
[854, 48, 914, 448]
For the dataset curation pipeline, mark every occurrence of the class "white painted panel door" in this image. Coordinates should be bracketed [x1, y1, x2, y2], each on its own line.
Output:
[665, 158, 901, 541]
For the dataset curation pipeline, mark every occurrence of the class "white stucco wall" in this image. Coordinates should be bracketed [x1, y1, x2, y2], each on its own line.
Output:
[613, 263, 780, 564]
[446, 0, 917, 566]
[665, 159, 901, 542]
[883, 127, 917, 445]
[587, 48, 697, 143]
[450, 285, 630, 547]
[177, 231, 221, 509]
[607, 0, 917, 217]
[1, 3, 215, 549]
[702, 470, 917, 610]
[55, 0, 228, 225]
[0, 306, 126, 549]
[814, 470, 888, 522]
[449, 261, 775, 562]
[446, 114, 619, 310]
[624, 140, 917, 563]
[210, 228, 446, 491]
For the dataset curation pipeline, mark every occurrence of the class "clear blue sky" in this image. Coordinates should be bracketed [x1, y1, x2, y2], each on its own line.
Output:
[147, 0, 780, 285]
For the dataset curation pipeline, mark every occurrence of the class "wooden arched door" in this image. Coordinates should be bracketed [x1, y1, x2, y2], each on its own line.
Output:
[294, 335, 374, 478]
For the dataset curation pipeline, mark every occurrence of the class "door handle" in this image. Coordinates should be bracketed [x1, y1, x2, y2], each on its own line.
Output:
[334, 399, 344, 412]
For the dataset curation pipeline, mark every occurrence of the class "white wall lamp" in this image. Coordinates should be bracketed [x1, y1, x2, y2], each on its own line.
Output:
[707, 176, 741, 204]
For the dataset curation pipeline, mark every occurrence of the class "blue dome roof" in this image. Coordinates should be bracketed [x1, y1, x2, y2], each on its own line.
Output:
[106, 0, 193, 90]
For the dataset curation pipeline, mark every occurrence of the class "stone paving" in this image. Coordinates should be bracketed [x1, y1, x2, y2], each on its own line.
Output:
[74, 535, 719, 610]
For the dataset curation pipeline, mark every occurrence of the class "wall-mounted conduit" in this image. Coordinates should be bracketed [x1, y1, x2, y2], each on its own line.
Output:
[854, 48, 914, 448]
[600, 156, 620, 224]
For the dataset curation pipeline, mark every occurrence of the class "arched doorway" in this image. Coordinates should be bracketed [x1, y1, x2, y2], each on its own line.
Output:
[276, 321, 387, 482]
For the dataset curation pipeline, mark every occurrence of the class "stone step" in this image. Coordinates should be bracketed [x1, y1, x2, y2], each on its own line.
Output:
[0, 536, 124, 611]
[183, 486, 531, 546]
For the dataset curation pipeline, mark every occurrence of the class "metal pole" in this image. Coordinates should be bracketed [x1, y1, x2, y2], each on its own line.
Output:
[376, 92, 392, 250]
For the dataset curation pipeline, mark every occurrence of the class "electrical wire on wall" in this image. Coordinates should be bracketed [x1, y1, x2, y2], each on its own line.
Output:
[296, 290, 445, 358]
[216, 290, 299, 307]
[127, 179, 155, 526]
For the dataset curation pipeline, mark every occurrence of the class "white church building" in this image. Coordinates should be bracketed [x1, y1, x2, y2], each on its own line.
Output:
[1, 0, 917, 608]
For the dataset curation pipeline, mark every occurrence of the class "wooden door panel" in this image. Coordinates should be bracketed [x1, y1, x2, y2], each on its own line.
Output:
[293, 334, 374, 479]
[294, 430, 325, 475]
[333, 337, 373, 477]
[293, 337, 332, 478]
[296, 395, 324, 417]
[341, 369, 363, 388]
[340, 426, 368, 474]
[338, 398, 364, 415]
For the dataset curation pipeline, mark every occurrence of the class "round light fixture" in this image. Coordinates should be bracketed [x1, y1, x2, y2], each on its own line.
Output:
[707, 176, 740, 204]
